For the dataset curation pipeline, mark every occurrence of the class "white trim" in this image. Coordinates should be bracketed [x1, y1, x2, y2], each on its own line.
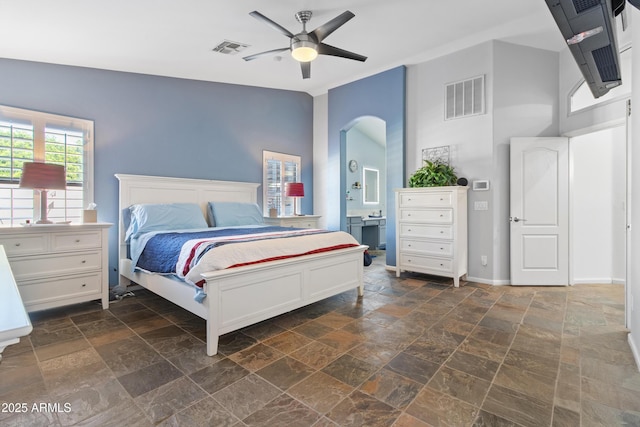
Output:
[628, 333, 640, 372]
[466, 276, 510, 286]
[562, 117, 627, 138]
[572, 278, 615, 285]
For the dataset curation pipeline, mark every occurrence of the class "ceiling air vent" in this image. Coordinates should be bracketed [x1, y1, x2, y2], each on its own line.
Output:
[445, 75, 485, 120]
[212, 40, 250, 55]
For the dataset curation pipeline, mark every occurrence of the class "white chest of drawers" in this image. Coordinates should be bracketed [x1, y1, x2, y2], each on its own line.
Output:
[263, 215, 321, 229]
[0, 223, 112, 312]
[395, 187, 468, 287]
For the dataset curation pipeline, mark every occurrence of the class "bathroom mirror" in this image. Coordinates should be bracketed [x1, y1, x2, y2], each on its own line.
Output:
[363, 168, 379, 204]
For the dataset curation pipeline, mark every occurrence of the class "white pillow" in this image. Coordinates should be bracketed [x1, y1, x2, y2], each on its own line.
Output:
[125, 203, 207, 242]
[208, 202, 264, 227]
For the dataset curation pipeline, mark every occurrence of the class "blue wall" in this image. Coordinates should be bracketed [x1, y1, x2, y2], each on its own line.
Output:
[328, 66, 406, 266]
[0, 58, 313, 285]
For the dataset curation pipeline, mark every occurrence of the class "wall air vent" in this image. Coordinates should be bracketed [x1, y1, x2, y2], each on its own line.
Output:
[212, 40, 250, 55]
[445, 75, 485, 120]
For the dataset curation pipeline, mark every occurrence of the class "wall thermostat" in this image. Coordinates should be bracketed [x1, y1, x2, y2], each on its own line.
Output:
[472, 180, 490, 191]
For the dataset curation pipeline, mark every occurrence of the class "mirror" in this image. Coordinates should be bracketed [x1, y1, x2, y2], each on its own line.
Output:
[363, 168, 379, 204]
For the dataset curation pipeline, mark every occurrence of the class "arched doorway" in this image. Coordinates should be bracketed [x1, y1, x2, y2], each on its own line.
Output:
[341, 116, 387, 254]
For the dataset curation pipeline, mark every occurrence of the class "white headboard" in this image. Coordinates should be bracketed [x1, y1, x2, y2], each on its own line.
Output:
[115, 174, 260, 260]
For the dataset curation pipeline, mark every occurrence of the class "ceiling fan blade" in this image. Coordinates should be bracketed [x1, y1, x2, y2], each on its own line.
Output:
[301, 62, 310, 79]
[249, 11, 294, 38]
[317, 43, 367, 62]
[310, 11, 355, 42]
[243, 47, 289, 61]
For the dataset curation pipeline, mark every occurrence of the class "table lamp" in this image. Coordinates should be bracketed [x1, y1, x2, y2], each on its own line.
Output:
[285, 182, 304, 216]
[19, 162, 66, 224]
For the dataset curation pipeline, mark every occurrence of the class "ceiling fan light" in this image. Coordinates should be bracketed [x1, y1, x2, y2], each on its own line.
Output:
[291, 41, 318, 62]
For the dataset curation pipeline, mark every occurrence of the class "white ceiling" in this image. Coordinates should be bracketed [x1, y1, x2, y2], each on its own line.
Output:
[0, 0, 566, 96]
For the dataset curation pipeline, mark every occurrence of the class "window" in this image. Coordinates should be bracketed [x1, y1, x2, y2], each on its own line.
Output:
[263, 150, 301, 217]
[0, 105, 94, 225]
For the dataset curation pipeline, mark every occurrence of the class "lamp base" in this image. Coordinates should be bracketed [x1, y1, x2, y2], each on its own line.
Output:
[38, 190, 52, 224]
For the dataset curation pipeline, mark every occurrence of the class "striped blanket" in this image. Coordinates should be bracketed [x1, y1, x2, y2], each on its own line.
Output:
[134, 226, 359, 290]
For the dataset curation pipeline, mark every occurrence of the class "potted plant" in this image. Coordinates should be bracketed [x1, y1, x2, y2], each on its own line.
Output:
[409, 160, 458, 187]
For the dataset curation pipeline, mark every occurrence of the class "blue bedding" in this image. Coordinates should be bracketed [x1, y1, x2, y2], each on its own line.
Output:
[135, 226, 299, 273]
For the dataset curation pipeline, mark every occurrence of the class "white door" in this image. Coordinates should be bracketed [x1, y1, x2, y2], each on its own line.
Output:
[510, 137, 569, 286]
[626, 99, 632, 328]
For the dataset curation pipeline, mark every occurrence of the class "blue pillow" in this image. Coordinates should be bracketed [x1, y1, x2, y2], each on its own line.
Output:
[208, 202, 264, 227]
[125, 203, 208, 242]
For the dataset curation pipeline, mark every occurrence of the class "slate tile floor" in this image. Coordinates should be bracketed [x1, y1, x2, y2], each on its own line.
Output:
[2, 255, 640, 426]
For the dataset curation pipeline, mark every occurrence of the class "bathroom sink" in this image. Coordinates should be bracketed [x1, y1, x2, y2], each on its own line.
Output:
[367, 215, 383, 218]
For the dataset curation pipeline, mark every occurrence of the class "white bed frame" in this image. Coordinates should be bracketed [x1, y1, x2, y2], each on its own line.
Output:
[115, 174, 366, 355]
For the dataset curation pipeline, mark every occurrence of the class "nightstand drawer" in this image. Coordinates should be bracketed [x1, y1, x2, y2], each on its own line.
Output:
[0, 234, 47, 256]
[400, 224, 453, 239]
[51, 230, 102, 251]
[280, 220, 318, 228]
[400, 254, 453, 273]
[400, 208, 452, 223]
[9, 251, 101, 280]
[264, 215, 320, 229]
[401, 239, 453, 256]
[18, 273, 102, 307]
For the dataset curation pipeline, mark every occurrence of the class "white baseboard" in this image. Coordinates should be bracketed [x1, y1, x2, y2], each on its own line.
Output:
[387, 268, 510, 286]
[628, 333, 640, 372]
[572, 278, 614, 285]
[465, 276, 510, 286]
[612, 278, 626, 285]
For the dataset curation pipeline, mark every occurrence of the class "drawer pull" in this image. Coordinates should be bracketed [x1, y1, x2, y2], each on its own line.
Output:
[15, 243, 21, 247]
[81, 283, 87, 287]
[440, 231, 444, 234]
[81, 260, 86, 264]
[75, 239, 81, 243]
[440, 214, 444, 217]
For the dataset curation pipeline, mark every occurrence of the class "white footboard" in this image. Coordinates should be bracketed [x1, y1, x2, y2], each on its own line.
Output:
[201, 245, 365, 355]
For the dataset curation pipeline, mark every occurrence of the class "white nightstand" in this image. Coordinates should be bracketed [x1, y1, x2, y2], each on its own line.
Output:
[0, 222, 112, 312]
[263, 215, 321, 229]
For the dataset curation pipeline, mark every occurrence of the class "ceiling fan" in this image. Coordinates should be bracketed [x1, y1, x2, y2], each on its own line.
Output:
[243, 10, 367, 79]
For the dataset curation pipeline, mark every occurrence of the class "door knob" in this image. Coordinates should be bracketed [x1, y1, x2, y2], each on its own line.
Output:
[510, 216, 526, 223]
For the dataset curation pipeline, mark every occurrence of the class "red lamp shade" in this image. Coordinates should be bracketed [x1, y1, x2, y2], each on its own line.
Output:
[19, 162, 66, 190]
[285, 182, 304, 197]
[285, 182, 304, 216]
